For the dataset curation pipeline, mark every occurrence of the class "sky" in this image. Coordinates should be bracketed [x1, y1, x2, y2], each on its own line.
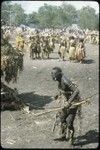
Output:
[11, 1, 99, 14]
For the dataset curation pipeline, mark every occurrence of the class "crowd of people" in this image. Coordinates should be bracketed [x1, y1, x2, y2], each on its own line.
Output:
[2, 25, 99, 64]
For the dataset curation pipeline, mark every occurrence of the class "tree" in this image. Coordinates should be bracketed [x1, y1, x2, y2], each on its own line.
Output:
[26, 12, 39, 26]
[1, 2, 98, 30]
[51, 6, 63, 28]
[37, 3, 78, 28]
[38, 4, 59, 28]
[10, 4, 26, 26]
[78, 6, 99, 30]
[95, 13, 99, 30]
[1, 1, 12, 25]
[1, 2, 27, 26]
[61, 4, 78, 27]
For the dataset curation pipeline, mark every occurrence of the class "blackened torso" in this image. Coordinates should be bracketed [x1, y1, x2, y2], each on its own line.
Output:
[58, 75, 77, 100]
[58, 75, 73, 91]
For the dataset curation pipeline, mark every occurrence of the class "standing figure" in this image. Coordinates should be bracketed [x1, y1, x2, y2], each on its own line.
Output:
[58, 41, 66, 61]
[75, 38, 86, 63]
[68, 36, 76, 61]
[16, 33, 25, 51]
[51, 67, 82, 145]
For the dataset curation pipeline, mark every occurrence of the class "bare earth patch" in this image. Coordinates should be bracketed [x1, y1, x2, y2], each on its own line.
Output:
[1, 43, 99, 149]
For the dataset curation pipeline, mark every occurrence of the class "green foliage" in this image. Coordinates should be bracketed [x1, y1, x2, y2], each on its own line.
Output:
[1, 2, 99, 30]
[61, 4, 78, 26]
[37, 4, 58, 28]
[26, 12, 39, 26]
[37, 4, 78, 28]
[1, 2, 27, 26]
[10, 4, 26, 26]
[1, 1, 12, 25]
[78, 6, 99, 30]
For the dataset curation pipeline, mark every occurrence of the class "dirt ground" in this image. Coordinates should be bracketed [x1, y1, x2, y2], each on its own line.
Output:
[1, 42, 99, 149]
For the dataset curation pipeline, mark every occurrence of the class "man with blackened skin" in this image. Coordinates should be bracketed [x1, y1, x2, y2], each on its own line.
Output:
[51, 67, 82, 145]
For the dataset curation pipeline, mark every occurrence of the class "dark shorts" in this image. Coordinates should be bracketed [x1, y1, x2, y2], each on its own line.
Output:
[66, 108, 77, 128]
[59, 107, 78, 127]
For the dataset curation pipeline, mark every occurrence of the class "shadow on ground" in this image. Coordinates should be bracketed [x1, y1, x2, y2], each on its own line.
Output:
[53, 130, 99, 147]
[83, 59, 95, 64]
[41, 57, 59, 60]
[74, 129, 99, 146]
[18, 92, 53, 110]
